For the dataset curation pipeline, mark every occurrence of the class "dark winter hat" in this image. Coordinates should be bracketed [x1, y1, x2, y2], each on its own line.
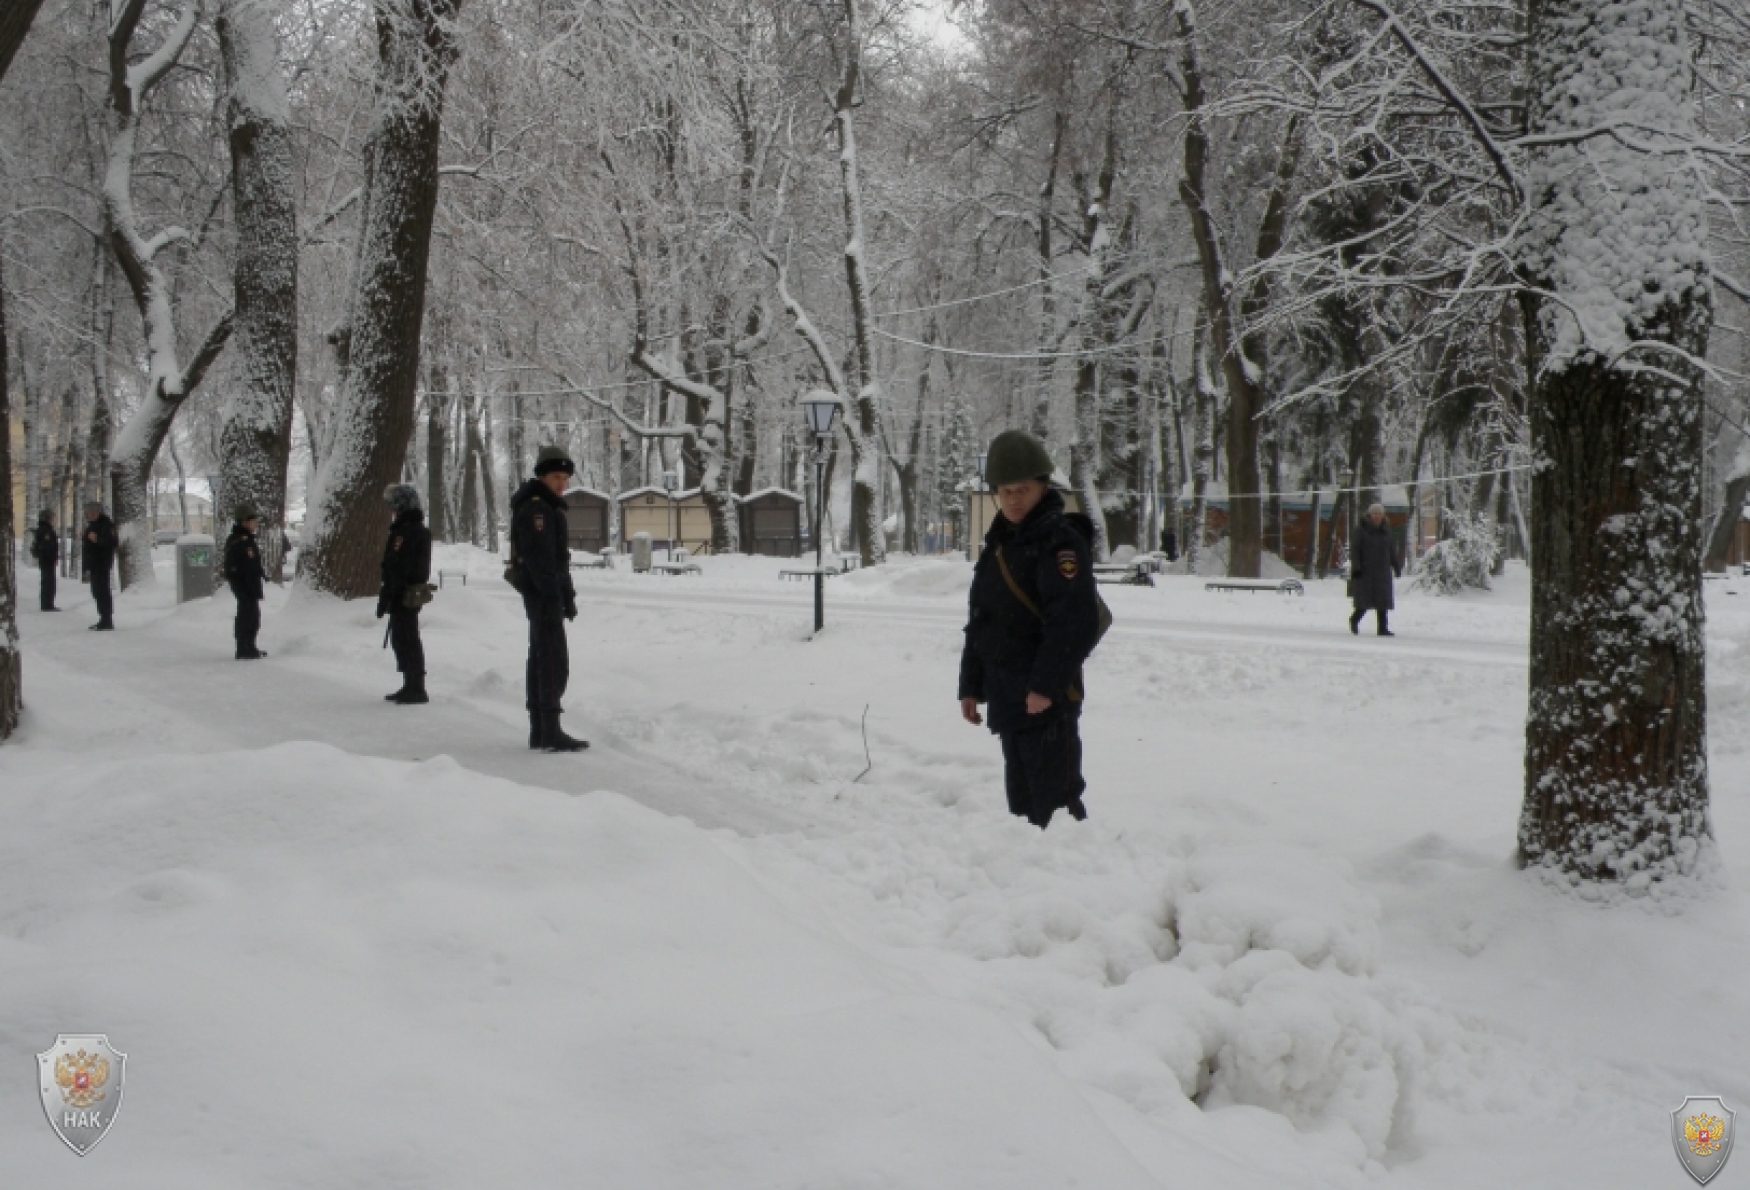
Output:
[234, 502, 260, 522]
[983, 430, 1054, 488]
[37, 509, 51, 523]
[84, 501, 103, 515]
[383, 483, 422, 512]
[533, 445, 575, 477]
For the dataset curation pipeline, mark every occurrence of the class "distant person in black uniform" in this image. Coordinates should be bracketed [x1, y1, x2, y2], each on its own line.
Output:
[81, 501, 118, 631]
[378, 483, 432, 705]
[1348, 502, 1402, 637]
[958, 430, 1101, 828]
[223, 504, 267, 658]
[1160, 525, 1179, 562]
[510, 445, 588, 752]
[30, 510, 59, 611]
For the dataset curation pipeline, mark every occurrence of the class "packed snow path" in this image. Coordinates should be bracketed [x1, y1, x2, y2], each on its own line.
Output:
[7, 549, 1750, 1188]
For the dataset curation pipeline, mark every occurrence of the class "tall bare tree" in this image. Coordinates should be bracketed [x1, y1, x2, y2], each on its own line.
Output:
[300, 0, 464, 598]
[103, 0, 234, 587]
[215, 0, 297, 579]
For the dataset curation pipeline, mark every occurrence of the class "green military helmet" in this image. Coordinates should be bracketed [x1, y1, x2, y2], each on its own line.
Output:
[983, 429, 1054, 489]
[234, 501, 260, 523]
[533, 444, 576, 477]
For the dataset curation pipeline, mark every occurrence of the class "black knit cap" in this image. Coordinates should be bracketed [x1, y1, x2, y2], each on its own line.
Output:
[534, 445, 575, 477]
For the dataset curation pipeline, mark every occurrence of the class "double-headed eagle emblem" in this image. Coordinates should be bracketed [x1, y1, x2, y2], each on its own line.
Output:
[54, 1049, 110, 1111]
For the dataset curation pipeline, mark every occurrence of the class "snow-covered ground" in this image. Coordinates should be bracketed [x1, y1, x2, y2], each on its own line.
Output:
[5, 547, 1750, 1187]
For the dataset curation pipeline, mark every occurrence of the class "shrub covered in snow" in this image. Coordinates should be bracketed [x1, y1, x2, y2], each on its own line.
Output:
[1413, 512, 1501, 595]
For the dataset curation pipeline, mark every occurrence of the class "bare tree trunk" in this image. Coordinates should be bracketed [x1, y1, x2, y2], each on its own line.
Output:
[0, 0, 47, 79]
[300, 0, 464, 598]
[0, 248, 22, 739]
[1516, 0, 1712, 887]
[425, 390, 448, 541]
[103, 1, 235, 588]
[1030, 110, 1067, 437]
[216, 0, 297, 581]
[1187, 317, 1215, 575]
[1174, 0, 1302, 580]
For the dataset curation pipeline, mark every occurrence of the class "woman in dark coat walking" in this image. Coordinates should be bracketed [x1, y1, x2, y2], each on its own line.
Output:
[1348, 503, 1402, 636]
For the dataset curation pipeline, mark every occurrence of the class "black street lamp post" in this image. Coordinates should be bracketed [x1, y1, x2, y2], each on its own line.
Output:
[800, 394, 842, 634]
[661, 469, 678, 561]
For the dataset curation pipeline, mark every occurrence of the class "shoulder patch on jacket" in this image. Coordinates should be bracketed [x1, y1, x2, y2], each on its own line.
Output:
[1055, 550, 1079, 579]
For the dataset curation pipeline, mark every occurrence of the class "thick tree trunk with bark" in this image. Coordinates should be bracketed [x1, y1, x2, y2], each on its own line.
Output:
[1515, 0, 1713, 887]
[300, 0, 463, 598]
[216, 0, 297, 581]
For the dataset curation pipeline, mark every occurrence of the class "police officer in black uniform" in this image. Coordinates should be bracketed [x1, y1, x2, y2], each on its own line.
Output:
[30, 511, 60, 611]
[510, 446, 588, 752]
[378, 483, 432, 704]
[223, 504, 267, 658]
[81, 501, 118, 631]
[958, 431, 1101, 828]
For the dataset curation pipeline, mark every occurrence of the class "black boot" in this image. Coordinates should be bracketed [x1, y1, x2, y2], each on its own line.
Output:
[91, 617, 114, 631]
[1348, 610, 1362, 636]
[1377, 610, 1394, 638]
[394, 675, 428, 705]
[529, 711, 543, 750]
[385, 685, 408, 701]
[540, 712, 589, 753]
[1066, 797, 1088, 822]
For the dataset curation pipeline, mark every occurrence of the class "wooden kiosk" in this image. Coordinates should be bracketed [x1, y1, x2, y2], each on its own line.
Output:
[738, 488, 803, 557]
[618, 486, 714, 554]
[562, 487, 613, 555]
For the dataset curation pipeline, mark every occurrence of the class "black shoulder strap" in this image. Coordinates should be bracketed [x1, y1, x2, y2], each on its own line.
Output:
[994, 546, 1044, 622]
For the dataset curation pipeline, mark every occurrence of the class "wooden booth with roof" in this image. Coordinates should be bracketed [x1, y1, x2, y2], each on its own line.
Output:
[618, 486, 715, 554]
[738, 488, 803, 557]
[963, 488, 1084, 560]
[562, 487, 613, 555]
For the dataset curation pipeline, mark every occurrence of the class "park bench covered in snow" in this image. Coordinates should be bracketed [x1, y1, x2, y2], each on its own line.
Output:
[1204, 578, 1306, 596]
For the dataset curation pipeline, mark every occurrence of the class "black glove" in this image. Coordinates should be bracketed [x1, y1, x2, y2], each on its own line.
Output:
[563, 592, 578, 621]
[375, 594, 388, 619]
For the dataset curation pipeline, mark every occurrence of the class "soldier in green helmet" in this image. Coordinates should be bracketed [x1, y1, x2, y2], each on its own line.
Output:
[223, 501, 267, 659]
[957, 430, 1101, 827]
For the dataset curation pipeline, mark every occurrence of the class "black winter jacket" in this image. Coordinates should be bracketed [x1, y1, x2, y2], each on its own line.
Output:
[379, 509, 433, 616]
[223, 523, 266, 601]
[509, 480, 575, 604]
[1349, 518, 1401, 612]
[30, 522, 58, 567]
[957, 488, 1101, 733]
[81, 515, 118, 573]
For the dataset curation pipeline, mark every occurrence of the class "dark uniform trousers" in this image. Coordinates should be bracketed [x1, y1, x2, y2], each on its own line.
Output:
[522, 594, 570, 713]
[389, 605, 425, 676]
[40, 561, 56, 610]
[90, 567, 114, 622]
[234, 597, 261, 656]
[1000, 708, 1086, 829]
